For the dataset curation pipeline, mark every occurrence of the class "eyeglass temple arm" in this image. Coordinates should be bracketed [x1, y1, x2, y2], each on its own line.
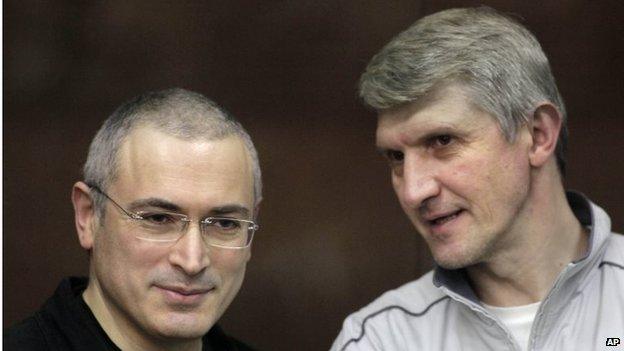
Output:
[87, 184, 142, 220]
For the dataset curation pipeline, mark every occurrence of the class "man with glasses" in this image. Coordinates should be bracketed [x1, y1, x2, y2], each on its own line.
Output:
[332, 7, 624, 351]
[5, 88, 261, 350]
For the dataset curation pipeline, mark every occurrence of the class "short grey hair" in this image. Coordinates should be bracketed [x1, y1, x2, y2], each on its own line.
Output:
[84, 88, 262, 217]
[360, 6, 568, 174]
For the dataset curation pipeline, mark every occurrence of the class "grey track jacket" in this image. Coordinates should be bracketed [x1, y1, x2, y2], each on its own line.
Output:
[331, 192, 624, 351]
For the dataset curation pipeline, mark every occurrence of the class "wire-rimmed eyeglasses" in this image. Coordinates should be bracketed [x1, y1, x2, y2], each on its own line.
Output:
[88, 185, 258, 249]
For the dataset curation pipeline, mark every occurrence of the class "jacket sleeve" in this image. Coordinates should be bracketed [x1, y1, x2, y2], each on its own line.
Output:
[330, 314, 384, 351]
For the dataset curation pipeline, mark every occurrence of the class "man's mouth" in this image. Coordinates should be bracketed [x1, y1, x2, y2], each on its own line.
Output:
[427, 210, 463, 227]
[168, 287, 212, 295]
[156, 285, 215, 305]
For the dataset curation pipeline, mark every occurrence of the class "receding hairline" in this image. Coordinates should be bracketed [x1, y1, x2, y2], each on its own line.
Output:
[106, 120, 254, 187]
[84, 88, 263, 218]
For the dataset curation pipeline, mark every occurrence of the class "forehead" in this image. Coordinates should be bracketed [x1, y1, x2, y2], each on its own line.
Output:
[376, 85, 496, 146]
[112, 126, 254, 207]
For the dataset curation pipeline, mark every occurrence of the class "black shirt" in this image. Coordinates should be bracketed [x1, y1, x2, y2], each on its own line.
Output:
[4, 277, 255, 351]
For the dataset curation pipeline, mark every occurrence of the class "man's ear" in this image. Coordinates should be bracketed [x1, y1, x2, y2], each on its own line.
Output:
[72, 181, 97, 250]
[528, 102, 563, 168]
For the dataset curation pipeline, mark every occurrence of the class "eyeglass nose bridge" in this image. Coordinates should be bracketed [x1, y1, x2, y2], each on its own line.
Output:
[175, 217, 242, 243]
[176, 217, 205, 240]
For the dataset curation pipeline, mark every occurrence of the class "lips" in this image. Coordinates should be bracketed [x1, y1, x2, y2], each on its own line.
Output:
[156, 285, 214, 305]
[162, 286, 212, 295]
[425, 209, 463, 227]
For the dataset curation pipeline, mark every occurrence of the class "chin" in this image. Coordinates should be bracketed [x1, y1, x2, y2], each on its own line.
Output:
[432, 248, 481, 270]
[434, 257, 466, 270]
[151, 313, 216, 339]
[158, 328, 207, 340]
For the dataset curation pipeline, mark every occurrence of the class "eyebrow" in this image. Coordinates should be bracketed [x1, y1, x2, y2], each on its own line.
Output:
[127, 198, 251, 218]
[128, 198, 182, 212]
[210, 205, 250, 218]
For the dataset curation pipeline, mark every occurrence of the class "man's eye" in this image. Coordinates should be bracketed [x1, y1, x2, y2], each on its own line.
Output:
[214, 219, 241, 230]
[432, 135, 453, 147]
[385, 150, 404, 162]
[142, 213, 176, 225]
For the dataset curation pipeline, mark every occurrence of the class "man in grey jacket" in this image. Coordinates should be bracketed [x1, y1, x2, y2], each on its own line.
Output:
[332, 7, 624, 351]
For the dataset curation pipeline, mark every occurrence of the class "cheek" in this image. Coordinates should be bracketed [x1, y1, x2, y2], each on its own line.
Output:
[492, 147, 531, 190]
[210, 251, 249, 300]
[469, 149, 531, 215]
[447, 147, 526, 193]
[93, 225, 125, 264]
[451, 162, 476, 179]
[445, 160, 485, 193]
[210, 250, 250, 275]
[93, 228, 161, 281]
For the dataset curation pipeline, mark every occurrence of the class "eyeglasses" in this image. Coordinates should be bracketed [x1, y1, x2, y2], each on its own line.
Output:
[89, 185, 258, 249]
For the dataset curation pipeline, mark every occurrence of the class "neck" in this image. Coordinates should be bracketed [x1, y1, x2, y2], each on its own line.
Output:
[83, 277, 202, 351]
[466, 167, 588, 307]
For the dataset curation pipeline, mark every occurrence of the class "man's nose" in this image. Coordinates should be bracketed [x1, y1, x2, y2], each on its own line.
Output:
[396, 154, 440, 209]
[168, 223, 211, 276]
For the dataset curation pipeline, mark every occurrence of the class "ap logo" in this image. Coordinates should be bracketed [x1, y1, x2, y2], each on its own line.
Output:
[606, 337, 620, 347]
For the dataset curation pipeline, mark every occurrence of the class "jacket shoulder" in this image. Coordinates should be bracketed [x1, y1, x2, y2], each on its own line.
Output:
[331, 271, 449, 350]
[349, 270, 445, 323]
[602, 232, 624, 269]
[4, 315, 48, 351]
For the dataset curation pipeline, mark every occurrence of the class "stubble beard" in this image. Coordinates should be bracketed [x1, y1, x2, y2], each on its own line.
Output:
[430, 229, 501, 270]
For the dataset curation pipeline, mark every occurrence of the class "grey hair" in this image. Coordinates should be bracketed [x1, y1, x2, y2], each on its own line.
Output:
[84, 88, 262, 217]
[359, 6, 568, 174]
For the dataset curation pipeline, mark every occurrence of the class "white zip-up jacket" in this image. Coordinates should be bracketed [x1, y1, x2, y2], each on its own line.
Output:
[332, 192, 624, 351]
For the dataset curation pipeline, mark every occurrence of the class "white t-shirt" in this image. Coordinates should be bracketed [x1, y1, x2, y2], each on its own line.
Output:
[482, 301, 541, 351]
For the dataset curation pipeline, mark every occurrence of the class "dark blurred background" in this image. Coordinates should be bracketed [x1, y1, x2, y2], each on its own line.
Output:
[3, 1, 623, 350]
